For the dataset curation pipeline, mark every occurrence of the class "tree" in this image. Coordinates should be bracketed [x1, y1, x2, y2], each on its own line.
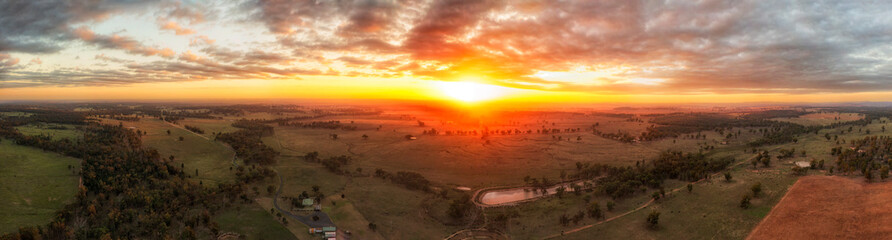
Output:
[739, 194, 751, 209]
[178, 136, 185, 141]
[362, 134, 368, 140]
[368, 223, 377, 231]
[651, 191, 661, 201]
[606, 201, 615, 211]
[167, 129, 171, 135]
[556, 186, 566, 198]
[687, 183, 693, 193]
[587, 201, 603, 219]
[751, 182, 762, 197]
[724, 172, 733, 182]
[881, 166, 890, 181]
[646, 210, 660, 229]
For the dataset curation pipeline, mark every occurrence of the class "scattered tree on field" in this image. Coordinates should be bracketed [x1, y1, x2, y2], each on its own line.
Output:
[646, 210, 660, 229]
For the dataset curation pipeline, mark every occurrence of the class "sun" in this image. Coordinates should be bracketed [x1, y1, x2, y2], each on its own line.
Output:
[435, 81, 507, 102]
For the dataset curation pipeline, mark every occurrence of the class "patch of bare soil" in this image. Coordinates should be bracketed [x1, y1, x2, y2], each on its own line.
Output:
[747, 176, 892, 240]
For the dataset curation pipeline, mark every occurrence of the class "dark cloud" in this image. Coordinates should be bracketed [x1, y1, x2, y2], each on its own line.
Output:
[4, 0, 892, 94]
[246, 0, 892, 94]
[0, 0, 158, 53]
[159, 1, 207, 24]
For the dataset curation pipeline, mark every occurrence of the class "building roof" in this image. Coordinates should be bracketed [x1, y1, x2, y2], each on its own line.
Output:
[322, 226, 337, 231]
[302, 198, 314, 206]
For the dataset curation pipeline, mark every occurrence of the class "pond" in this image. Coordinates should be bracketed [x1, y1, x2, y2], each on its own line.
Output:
[478, 180, 592, 205]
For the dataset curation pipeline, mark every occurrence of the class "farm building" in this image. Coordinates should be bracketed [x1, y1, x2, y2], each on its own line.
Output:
[302, 198, 314, 207]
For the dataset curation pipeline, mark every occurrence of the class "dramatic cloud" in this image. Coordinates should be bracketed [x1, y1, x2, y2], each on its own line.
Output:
[72, 27, 176, 58]
[2, 0, 892, 94]
[0, 0, 158, 53]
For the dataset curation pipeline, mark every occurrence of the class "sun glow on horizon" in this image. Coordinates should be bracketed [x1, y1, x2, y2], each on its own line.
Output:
[435, 81, 510, 103]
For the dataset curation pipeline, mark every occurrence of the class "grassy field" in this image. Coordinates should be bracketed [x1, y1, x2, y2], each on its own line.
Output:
[0, 140, 81, 234]
[97, 111, 892, 239]
[245, 112, 773, 239]
[99, 118, 236, 185]
[268, 116, 747, 188]
[547, 117, 892, 239]
[344, 177, 462, 239]
[215, 202, 297, 240]
[178, 118, 240, 138]
[322, 194, 385, 240]
[14, 123, 81, 140]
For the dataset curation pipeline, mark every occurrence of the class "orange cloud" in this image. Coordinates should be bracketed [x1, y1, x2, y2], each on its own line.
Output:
[160, 21, 195, 35]
[189, 35, 215, 46]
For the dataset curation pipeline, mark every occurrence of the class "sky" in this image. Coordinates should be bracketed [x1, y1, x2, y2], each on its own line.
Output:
[1, 0, 892, 103]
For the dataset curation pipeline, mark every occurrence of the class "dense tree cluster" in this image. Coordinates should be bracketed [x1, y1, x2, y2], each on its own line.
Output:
[216, 119, 278, 165]
[834, 136, 892, 179]
[642, 113, 776, 141]
[592, 129, 636, 143]
[320, 155, 352, 174]
[183, 125, 205, 134]
[0, 124, 248, 239]
[374, 169, 432, 192]
[447, 194, 473, 219]
[594, 151, 733, 199]
[278, 120, 357, 130]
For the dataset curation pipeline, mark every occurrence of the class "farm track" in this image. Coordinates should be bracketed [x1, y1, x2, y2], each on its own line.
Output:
[542, 151, 771, 239]
[444, 149, 767, 240]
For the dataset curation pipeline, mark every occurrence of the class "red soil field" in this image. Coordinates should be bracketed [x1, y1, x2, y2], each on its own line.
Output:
[747, 176, 892, 240]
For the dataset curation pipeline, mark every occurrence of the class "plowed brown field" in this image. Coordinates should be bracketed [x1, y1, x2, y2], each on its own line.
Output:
[747, 176, 892, 240]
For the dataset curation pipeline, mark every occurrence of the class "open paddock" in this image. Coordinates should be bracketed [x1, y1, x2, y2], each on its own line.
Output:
[0, 140, 81, 234]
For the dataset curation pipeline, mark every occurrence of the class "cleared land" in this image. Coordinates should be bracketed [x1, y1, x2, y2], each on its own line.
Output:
[14, 123, 81, 140]
[100, 118, 237, 185]
[271, 114, 737, 187]
[0, 140, 80, 234]
[747, 176, 892, 240]
[214, 202, 297, 240]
